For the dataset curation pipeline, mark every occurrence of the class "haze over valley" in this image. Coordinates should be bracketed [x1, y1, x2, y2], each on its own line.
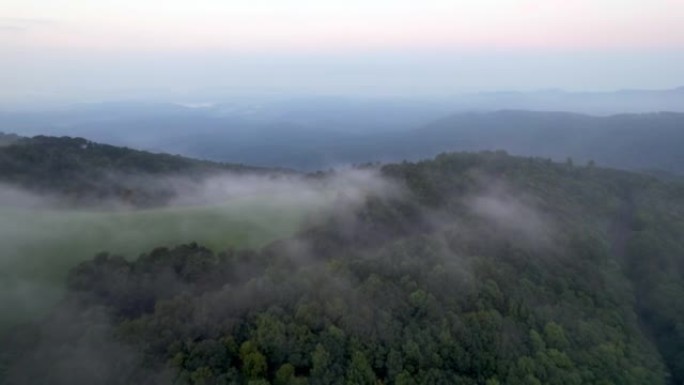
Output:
[3, 88, 684, 173]
[2, 1, 684, 384]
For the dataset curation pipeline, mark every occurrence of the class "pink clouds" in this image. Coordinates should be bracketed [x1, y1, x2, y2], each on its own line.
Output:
[3, 0, 683, 53]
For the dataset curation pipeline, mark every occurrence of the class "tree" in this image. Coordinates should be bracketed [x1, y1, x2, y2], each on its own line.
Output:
[346, 351, 376, 385]
[274, 363, 296, 385]
[240, 341, 268, 380]
[311, 344, 333, 385]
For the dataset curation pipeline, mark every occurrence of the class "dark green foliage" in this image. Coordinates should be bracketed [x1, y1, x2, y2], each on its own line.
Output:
[3, 151, 684, 385]
[0, 135, 266, 206]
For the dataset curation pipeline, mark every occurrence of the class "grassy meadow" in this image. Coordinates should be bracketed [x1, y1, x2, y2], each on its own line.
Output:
[0, 197, 319, 333]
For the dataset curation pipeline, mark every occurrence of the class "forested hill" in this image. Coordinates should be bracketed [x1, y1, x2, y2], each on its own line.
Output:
[4, 151, 683, 385]
[0, 133, 20, 146]
[0, 135, 268, 206]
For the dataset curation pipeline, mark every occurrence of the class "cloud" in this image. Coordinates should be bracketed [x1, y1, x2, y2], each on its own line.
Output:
[0, 167, 402, 333]
[0, 166, 405, 383]
[0, 26, 26, 33]
[465, 180, 555, 247]
[165, 168, 399, 209]
[0, 184, 58, 208]
[0, 17, 57, 26]
[3, 302, 173, 385]
[0, 17, 59, 36]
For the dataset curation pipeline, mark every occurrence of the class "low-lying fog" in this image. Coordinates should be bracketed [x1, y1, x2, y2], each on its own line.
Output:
[0, 168, 400, 333]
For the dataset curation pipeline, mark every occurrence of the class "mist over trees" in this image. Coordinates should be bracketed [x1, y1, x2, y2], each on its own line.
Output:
[0, 135, 271, 207]
[3, 150, 683, 385]
[3, 0, 684, 383]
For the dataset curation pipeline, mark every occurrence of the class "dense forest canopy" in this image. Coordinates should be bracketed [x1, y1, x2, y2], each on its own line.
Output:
[0, 135, 271, 207]
[4, 0, 684, 383]
[2, 150, 683, 385]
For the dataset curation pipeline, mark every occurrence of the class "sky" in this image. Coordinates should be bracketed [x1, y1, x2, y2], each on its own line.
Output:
[1, 0, 684, 105]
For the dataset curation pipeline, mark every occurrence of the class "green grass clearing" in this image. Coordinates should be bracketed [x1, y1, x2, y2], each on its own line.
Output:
[0, 196, 321, 333]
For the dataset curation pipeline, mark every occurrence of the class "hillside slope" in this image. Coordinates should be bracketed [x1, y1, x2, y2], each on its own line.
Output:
[0, 135, 266, 206]
[4, 151, 683, 385]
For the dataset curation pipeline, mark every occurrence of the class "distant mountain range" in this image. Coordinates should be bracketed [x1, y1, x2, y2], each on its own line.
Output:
[446, 86, 684, 115]
[135, 110, 684, 174]
[394, 111, 684, 174]
[1, 88, 684, 173]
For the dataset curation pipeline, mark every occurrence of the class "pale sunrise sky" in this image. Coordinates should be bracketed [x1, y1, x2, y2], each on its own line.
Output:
[1, 0, 683, 104]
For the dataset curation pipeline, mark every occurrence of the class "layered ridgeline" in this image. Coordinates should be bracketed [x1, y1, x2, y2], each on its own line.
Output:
[399, 111, 684, 175]
[3, 151, 683, 385]
[4, 105, 684, 174]
[133, 111, 684, 174]
[119, 110, 684, 174]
